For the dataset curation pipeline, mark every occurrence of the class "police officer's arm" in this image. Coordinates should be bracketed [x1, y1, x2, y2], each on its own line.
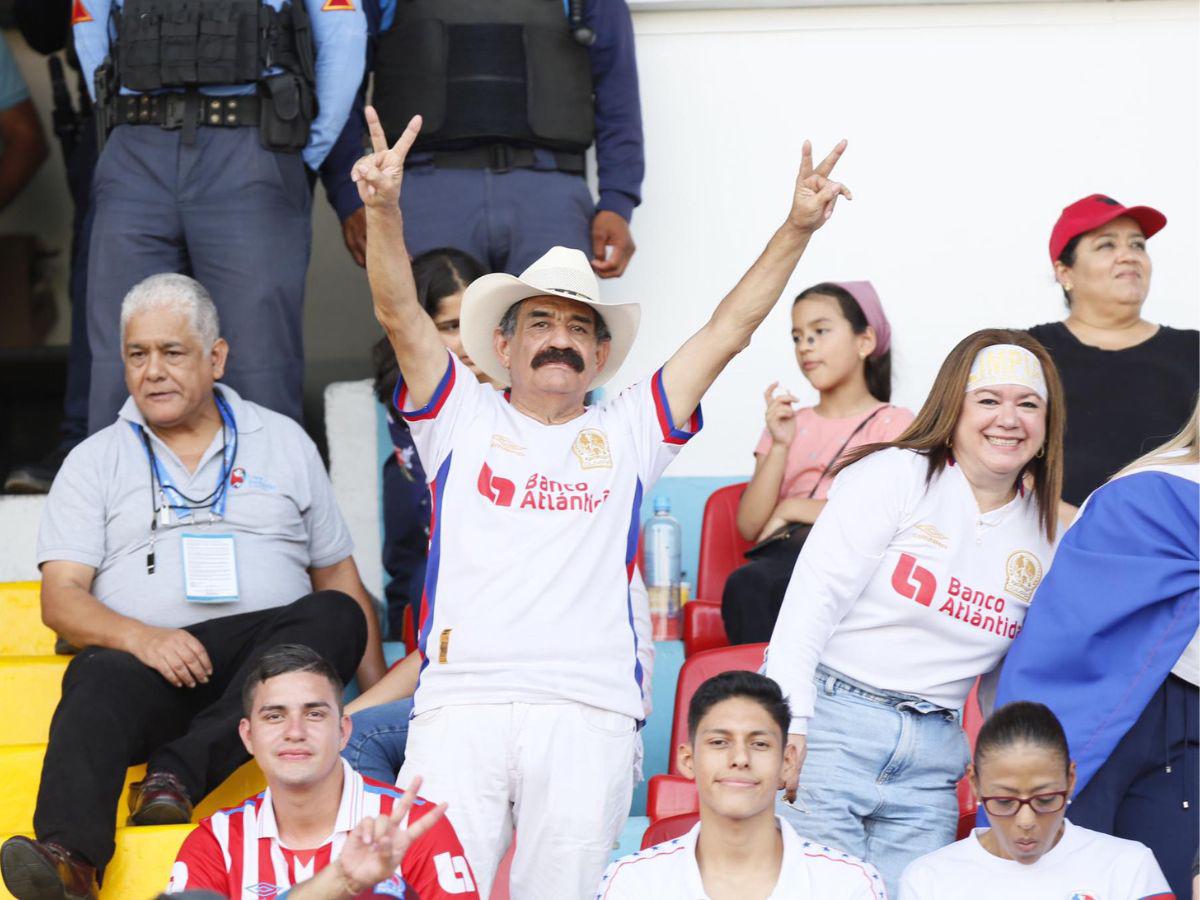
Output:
[70, 0, 113, 103]
[354, 109, 448, 407]
[0, 99, 47, 210]
[659, 141, 850, 429]
[301, 0, 366, 172]
[41, 560, 214, 689]
[308, 556, 387, 690]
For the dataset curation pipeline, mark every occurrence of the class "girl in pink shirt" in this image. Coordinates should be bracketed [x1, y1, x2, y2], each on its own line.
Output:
[723, 281, 914, 644]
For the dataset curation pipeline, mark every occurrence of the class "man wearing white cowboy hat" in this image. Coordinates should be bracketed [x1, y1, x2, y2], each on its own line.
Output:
[352, 105, 852, 900]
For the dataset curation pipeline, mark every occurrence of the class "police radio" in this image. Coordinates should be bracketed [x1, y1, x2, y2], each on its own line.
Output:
[568, 0, 595, 46]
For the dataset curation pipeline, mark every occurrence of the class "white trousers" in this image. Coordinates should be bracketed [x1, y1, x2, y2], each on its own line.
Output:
[398, 701, 637, 900]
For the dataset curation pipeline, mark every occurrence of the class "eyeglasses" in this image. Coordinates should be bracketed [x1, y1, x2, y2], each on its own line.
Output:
[978, 791, 1069, 817]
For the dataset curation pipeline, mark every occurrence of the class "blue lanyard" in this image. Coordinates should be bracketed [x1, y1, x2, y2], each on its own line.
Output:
[131, 392, 239, 523]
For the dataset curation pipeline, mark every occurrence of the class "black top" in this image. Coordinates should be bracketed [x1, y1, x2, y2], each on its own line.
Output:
[1028, 321, 1199, 506]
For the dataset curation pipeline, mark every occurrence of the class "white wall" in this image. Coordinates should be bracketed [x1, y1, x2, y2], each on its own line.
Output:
[604, 0, 1199, 476]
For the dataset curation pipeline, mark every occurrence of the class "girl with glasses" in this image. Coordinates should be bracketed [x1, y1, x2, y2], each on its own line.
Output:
[897, 701, 1172, 898]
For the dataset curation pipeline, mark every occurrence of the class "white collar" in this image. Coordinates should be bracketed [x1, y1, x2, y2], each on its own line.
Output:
[257, 759, 361, 846]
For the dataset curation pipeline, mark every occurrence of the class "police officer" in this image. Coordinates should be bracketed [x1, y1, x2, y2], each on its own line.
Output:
[73, 0, 366, 431]
[325, 0, 643, 279]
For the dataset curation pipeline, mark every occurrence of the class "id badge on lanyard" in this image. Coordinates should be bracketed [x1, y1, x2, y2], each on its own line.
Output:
[181, 533, 240, 602]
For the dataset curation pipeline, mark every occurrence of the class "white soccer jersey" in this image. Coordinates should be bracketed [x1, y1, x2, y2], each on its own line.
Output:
[767, 448, 1058, 732]
[897, 821, 1174, 900]
[596, 817, 888, 899]
[397, 353, 700, 721]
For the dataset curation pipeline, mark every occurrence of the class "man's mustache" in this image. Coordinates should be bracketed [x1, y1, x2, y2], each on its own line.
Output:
[531, 347, 585, 372]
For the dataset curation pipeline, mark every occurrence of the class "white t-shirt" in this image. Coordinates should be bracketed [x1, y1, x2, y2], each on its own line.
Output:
[897, 821, 1173, 900]
[596, 817, 887, 899]
[766, 448, 1058, 732]
[399, 353, 700, 721]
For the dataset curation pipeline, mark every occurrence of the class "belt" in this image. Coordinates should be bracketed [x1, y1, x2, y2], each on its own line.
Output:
[409, 144, 586, 175]
[113, 92, 259, 129]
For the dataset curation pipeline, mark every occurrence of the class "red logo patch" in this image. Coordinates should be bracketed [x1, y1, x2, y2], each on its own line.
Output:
[71, 0, 94, 24]
[891, 553, 936, 606]
[476, 463, 515, 507]
[229, 467, 246, 489]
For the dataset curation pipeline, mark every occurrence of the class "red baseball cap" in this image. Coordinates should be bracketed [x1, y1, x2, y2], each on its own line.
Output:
[1049, 194, 1166, 263]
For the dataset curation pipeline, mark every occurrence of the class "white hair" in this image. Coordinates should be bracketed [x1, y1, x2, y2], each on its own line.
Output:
[119, 273, 220, 352]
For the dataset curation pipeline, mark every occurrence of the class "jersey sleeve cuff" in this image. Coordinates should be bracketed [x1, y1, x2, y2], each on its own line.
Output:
[652, 368, 703, 446]
[393, 352, 456, 422]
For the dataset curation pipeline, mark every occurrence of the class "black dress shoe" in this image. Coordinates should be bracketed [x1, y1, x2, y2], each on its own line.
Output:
[127, 770, 193, 826]
[0, 836, 97, 900]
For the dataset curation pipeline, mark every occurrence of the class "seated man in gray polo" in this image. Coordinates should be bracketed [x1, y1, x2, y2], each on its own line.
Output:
[0, 273, 387, 900]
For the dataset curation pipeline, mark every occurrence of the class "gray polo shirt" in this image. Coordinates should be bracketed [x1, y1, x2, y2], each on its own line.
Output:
[37, 386, 354, 628]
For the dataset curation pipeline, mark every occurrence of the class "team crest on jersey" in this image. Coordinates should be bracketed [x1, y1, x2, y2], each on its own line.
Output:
[1004, 550, 1043, 603]
[372, 873, 408, 897]
[572, 428, 612, 470]
[913, 523, 949, 549]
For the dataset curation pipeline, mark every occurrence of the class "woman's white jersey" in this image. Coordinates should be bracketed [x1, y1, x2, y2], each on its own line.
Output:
[897, 820, 1173, 899]
[597, 817, 887, 899]
[766, 448, 1058, 732]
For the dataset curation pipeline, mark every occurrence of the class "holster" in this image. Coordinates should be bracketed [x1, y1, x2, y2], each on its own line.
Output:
[258, 72, 313, 152]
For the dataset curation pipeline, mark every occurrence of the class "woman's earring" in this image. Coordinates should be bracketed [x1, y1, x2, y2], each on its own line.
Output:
[976, 801, 982, 809]
[1036, 444, 1045, 458]
[946, 437, 954, 449]
[1064, 283, 1073, 292]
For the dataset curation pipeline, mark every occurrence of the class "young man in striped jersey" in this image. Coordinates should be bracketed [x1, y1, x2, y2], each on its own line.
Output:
[166, 644, 478, 899]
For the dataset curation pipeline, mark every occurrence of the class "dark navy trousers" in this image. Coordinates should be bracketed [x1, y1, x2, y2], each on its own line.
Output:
[1070, 674, 1198, 897]
[86, 125, 311, 431]
[400, 156, 593, 276]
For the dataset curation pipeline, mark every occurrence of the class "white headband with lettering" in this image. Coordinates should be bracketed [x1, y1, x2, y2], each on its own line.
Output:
[966, 344, 1048, 401]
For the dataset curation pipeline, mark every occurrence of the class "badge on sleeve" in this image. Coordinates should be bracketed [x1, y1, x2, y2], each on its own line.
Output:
[181, 534, 240, 603]
[321, 0, 356, 9]
[71, 0, 94, 24]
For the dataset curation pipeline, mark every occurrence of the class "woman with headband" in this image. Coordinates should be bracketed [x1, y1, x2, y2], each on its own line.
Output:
[1031, 194, 1198, 507]
[723, 281, 914, 645]
[764, 329, 1065, 893]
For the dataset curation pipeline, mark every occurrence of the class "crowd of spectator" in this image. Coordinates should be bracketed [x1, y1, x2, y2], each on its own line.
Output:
[0, 2, 1196, 899]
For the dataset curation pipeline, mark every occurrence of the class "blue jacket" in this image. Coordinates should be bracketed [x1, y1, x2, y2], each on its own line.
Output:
[319, 0, 644, 223]
[992, 469, 1199, 802]
[72, 0, 366, 169]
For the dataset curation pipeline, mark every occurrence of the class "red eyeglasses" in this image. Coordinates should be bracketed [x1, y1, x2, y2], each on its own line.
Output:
[978, 791, 1069, 817]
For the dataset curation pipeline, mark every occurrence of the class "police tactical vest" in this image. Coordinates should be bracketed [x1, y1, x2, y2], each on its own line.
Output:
[114, 0, 315, 94]
[373, 0, 595, 154]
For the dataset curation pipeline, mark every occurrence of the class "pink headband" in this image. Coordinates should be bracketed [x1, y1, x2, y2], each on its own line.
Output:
[834, 280, 891, 358]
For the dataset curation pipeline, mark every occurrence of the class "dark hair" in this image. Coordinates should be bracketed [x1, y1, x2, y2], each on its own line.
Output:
[793, 282, 892, 402]
[241, 644, 345, 716]
[687, 671, 791, 744]
[974, 701, 1070, 774]
[1055, 234, 1084, 307]
[372, 248, 489, 404]
[833, 328, 1064, 541]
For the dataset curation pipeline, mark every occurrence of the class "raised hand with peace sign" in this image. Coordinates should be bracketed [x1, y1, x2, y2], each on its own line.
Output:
[351, 107, 422, 210]
[785, 139, 852, 235]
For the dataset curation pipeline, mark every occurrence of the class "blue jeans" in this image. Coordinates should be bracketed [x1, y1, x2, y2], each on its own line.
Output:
[778, 665, 968, 894]
[342, 699, 414, 784]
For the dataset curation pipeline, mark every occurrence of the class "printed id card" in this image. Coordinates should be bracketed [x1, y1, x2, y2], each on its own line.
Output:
[181, 533, 239, 603]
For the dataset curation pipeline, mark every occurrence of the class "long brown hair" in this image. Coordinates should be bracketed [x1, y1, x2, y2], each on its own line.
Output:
[835, 328, 1064, 541]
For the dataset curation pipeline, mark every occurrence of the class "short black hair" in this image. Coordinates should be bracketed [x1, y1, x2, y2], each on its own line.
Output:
[687, 671, 791, 744]
[241, 644, 345, 716]
[974, 701, 1070, 775]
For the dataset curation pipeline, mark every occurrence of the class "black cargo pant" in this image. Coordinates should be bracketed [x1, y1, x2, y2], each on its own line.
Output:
[33, 590, 366, 872]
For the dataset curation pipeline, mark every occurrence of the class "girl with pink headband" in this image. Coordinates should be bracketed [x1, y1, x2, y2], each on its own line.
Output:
[723, 281, 914, 645]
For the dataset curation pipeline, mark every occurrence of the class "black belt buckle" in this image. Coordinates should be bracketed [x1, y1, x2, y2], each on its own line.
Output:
[488, 144, 512, 174]
[162, 93, 187, 130]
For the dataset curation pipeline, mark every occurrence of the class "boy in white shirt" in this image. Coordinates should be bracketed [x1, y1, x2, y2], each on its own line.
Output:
[597, 672, 886, 899]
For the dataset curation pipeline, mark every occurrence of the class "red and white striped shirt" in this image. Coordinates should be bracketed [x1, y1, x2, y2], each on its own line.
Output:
[166, 760, 478, 898]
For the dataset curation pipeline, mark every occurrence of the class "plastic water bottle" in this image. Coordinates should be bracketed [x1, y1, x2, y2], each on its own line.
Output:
[642, 497, 682, 640]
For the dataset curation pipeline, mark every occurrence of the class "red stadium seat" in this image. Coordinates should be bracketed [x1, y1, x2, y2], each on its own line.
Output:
[646, 773, 699, 823]
[955, 681, 985, 839]
[695, 483, 752, 603]
[683, 599, 726, 657]
[640, 812, 699, 850]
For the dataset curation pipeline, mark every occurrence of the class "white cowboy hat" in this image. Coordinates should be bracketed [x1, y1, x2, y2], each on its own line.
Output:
[459, 246, 641, 389]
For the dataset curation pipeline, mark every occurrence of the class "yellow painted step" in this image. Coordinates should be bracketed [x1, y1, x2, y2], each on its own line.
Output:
[0, 746, 264, 835]
[0, 825, 194, 900]
[0, 658, 68, 746]
[0, 583, 55, 657]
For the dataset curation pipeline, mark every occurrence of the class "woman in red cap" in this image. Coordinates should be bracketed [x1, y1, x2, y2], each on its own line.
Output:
[1029, 194, 1198, 506]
